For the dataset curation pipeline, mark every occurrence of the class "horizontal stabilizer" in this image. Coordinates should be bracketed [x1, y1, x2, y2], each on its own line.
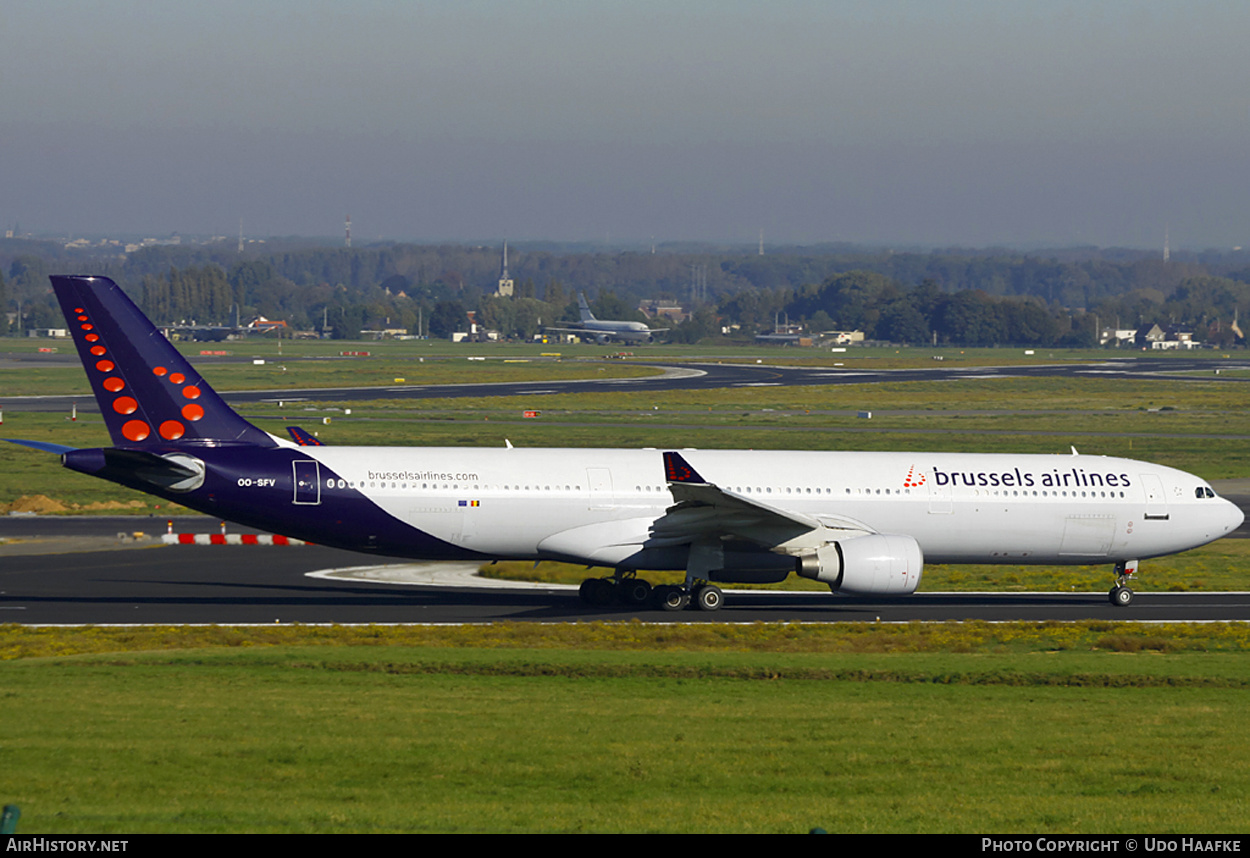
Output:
[3, 439, 78, 455]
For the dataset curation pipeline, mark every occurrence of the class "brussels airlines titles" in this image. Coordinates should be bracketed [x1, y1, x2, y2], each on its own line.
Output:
[928, 466, 1132, 490]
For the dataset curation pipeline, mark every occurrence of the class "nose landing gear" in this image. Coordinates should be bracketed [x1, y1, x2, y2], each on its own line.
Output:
[1108, 559, 1139, 606]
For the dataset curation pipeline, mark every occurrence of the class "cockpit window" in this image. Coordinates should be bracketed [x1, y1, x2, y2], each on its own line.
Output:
[1196, 486, 1216, 499]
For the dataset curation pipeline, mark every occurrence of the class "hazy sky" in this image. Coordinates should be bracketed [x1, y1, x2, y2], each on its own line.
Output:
[3, 0, 1248, 248]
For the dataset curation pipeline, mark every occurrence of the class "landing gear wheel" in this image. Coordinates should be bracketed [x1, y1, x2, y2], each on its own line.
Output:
[693, 584, 723, 612]
[578, 578, 596, 604]
[579, 577, 616, 606]
[655, 585, 690, 612]
[619, 578, 652, 605]
[1109, 559, 1139, 608]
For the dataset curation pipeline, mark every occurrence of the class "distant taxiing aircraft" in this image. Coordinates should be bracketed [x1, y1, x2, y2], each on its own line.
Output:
[4, 276, 1242, 611]
[159, 314, 287, 342]
[543, 292, 669, 344]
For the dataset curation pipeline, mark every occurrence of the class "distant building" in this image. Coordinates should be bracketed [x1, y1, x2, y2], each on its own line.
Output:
[1135, 324, 1166, 348]
[453, 310, 500, 343]
[754, 333, 814, 346]
[638, 299, 688, 323]
[756, 320, 807, 346]
[124, 234, 183, 254]
[1100, 328, 1138, 347]
[496, 242, 514, 297]
[1135, 323, 1199, 349]
[359, 328, 411, 341]
[1157, 327, 1198, 349]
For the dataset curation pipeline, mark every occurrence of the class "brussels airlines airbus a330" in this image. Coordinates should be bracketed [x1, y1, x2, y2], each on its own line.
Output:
[9, 276, 1242, 610]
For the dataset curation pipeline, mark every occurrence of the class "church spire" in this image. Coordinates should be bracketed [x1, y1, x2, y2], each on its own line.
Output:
[496, 241, 514, 297]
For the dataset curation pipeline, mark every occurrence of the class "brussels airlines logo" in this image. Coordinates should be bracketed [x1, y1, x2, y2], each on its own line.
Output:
[902, 466, 927, 488]
[928, 465, 1132, 489]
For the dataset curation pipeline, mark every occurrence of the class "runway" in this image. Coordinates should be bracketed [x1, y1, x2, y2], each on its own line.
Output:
[2, 533, 1249, 624]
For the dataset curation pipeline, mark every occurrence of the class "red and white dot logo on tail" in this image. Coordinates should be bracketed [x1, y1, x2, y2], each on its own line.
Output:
[73, 305, 153, 442]
[72, 300, 208, 444]
[902, 466, 927, 488]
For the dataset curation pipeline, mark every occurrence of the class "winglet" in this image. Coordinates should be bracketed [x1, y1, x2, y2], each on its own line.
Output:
[286, 426, 325, 446]
[663, 451, 707, 484]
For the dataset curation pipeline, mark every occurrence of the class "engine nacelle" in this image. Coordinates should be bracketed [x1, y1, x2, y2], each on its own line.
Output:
[796, 533, 924, 595]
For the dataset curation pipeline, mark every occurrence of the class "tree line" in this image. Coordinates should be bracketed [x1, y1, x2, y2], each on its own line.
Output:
[3, 237, 1250, 344]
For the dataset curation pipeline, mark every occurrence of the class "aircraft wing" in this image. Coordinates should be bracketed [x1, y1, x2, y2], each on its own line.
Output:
[653, 451, 869, 550]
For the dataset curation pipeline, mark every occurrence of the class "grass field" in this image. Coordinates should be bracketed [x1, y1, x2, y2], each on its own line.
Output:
[0, 352, 657, 397]
[2, 333, 1235, 395]
[1, 623, 1249, 833]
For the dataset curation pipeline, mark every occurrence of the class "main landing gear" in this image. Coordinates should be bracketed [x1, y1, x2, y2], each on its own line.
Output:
[578, 571, 724, 612]
[578, 573, 648, 607]
[1108, 559, 1139, 607]
[654, 582, 724, 612]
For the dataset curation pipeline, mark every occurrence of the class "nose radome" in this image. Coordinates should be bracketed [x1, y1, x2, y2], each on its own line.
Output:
[1224, 499, 1246, 534]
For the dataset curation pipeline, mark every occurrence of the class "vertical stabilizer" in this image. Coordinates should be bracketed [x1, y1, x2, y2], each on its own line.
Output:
[51, 275, 275, 448]
[577, 292, 596, 323]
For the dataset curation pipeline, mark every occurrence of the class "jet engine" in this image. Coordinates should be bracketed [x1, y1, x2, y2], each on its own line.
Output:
[795, 533, 923, 595]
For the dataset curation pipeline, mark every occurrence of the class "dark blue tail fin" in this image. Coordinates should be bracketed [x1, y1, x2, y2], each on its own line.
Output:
[51, 276, 274, 448]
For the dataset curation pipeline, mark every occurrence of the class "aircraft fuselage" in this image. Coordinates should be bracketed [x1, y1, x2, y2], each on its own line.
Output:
[63, 444, 1242, 570]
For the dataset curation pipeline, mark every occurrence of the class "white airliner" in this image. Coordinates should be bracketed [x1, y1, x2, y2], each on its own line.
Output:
[543, 293, 669, 344]
[10, 276, 1243, 612]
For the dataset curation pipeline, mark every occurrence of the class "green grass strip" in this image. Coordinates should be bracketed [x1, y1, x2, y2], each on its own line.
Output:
[8, 620, 1250, 660]
[2, 633, 1250, 833]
